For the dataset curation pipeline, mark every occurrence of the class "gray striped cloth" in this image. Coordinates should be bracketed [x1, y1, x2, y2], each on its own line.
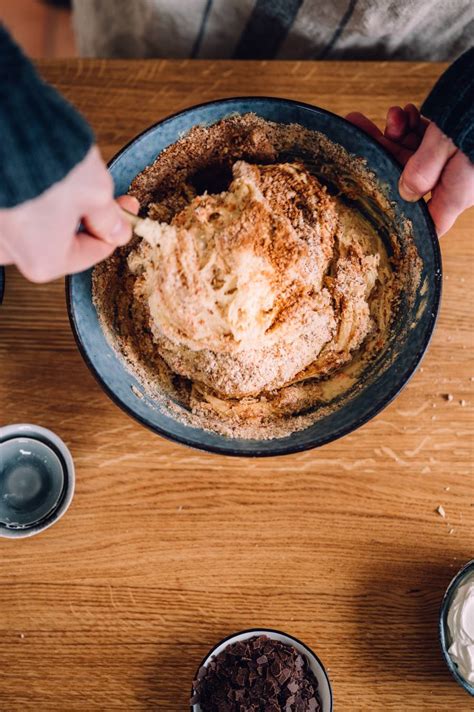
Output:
[73, 0, 473, 61]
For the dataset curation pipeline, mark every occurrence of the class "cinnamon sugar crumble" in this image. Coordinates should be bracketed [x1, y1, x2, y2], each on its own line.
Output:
[93, 114, 421, 440]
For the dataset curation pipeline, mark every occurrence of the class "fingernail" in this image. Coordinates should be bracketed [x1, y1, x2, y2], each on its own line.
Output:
[398, 178, 419, 202]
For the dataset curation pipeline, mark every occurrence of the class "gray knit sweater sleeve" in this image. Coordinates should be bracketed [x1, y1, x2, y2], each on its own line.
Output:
[0, 24, 94, 209]
[421, 48, 474, 161]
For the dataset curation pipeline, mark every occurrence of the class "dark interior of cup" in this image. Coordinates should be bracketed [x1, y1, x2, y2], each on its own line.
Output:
[0, 429, 71, 535]
[67, 98, 441, 456]
[0, 437, 64, 528]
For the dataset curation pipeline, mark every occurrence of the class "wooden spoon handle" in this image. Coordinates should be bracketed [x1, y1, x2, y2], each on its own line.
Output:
[119, 206, 143, 229]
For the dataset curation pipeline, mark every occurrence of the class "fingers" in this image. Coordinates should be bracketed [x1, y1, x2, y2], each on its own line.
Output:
[404, 103, 421, 131]
[73, 148, 132, 247]
[66, 231, 116, 276]
[16, 231, 116, 283]
[346, 112, 412, 165]
[115, 194, 140, 215]
[82, 201, 131, 246]
[385, 105, 428, 153]
[427, 150, 474, 236]
[399, 122, 457, 201]
[346, 112, 383, 140]
[385, 106, 407, 141]
[405, 104, 429, 137]
[17, 196, 134, 281]
[400, 132, 423, 151]
[67, 196, 139, 275]
[345, 110, 472, 236]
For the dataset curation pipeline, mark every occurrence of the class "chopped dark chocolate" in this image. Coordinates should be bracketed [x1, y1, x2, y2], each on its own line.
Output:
[191, 635, 322, 711]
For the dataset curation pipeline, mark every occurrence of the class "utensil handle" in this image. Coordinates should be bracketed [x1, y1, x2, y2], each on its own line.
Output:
[120, 206, 143, 229]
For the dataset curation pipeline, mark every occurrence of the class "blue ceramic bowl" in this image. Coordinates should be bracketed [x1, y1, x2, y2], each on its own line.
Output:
[439, 559, 474, 695]
[67, 97, 441, 457]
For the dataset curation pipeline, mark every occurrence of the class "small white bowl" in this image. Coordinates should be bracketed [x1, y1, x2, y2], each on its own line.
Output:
[439, 559, 474, 696]
[0, 423, 75, 539]
[191, 628, 333, 711]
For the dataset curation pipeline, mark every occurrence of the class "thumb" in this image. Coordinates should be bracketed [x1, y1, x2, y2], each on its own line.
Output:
[82, 200, 131, 247]
[399, 122, 457, 201]
[427, 150, 474, 236]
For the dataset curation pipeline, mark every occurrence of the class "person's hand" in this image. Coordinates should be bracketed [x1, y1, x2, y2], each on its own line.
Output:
[0, 146, 140, 282]
[346, 104, 474, 236]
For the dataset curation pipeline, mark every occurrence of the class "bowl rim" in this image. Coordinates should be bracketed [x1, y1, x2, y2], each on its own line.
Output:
[0, 423, 75, 539]
[439, 558, 474, 696]
[66, 95, 442, 457]
[189, 626, 333, 711]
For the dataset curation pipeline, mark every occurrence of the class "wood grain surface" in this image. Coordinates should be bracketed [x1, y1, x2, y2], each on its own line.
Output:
[1, 60, 473, 711]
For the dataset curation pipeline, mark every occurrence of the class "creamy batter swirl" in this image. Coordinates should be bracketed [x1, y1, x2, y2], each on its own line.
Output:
[128, 160, 381, 399]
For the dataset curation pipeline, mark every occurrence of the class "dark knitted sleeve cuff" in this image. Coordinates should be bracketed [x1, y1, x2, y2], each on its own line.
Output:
[421, 48, 474, 162]
[0, 25, 94, 208]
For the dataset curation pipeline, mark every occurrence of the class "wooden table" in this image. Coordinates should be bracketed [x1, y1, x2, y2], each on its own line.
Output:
[1, 60, 473, 711]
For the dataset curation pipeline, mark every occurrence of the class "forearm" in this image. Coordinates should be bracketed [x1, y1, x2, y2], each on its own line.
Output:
[421, 48, 474, 162]
[0, 24, 94, 208]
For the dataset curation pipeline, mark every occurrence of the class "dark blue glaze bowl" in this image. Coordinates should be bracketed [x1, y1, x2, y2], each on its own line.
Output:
[439, 559, 474, 695]
[67, 97, 441, 457]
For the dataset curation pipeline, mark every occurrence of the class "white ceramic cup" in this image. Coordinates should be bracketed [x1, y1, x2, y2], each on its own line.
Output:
[191, 628, 333, 711]
[0, 424, 75, 539]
